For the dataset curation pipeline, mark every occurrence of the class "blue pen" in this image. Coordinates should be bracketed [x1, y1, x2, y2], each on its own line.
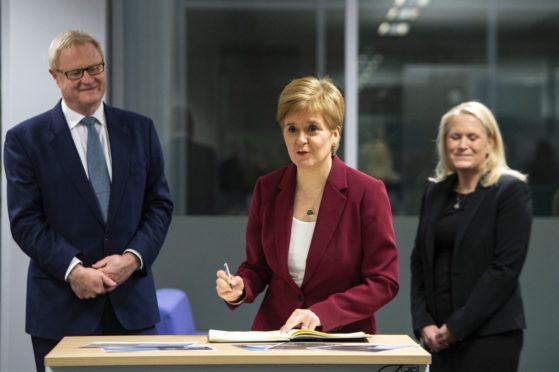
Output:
[223, 261, 234, 290]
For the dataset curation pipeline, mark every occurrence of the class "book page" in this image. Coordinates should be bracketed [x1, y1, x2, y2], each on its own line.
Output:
[208, 329, 370, 343]
[208, 330, 290, 343]
[290, 329, 369, 340]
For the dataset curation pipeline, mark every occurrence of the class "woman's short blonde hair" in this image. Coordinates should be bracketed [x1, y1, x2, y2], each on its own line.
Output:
[277, 76, 344, 153]
[431, 101, 526, 186]
[48, 30, 104, 70]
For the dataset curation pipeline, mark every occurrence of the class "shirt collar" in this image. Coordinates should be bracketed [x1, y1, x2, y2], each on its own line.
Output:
[62, 100, 106, 130]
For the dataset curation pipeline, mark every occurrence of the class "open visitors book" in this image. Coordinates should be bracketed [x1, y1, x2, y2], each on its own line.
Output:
[208, 329, 370, 343]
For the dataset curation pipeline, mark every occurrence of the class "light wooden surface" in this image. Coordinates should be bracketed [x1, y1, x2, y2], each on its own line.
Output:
[45, 334, 430, 367]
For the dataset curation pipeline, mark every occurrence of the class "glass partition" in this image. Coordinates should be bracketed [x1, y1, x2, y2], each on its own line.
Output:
[114, 0, 559, 216]
[114, 0, 344, 215]
[357, 0, 559, 215]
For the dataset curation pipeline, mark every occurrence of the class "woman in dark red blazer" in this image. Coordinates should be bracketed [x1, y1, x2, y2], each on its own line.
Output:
[215, 76, 399, 333]
[411, 101, 532, 371]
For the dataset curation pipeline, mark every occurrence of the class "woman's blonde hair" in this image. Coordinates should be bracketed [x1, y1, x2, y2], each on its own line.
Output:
[277, 76, 344, 154]
[431, 101, 526, 186]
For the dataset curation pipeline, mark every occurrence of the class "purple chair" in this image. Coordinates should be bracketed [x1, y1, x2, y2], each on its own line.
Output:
[155, 288, 197, 335]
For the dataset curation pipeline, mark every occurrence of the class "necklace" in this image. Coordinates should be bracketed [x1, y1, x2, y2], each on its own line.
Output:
[453, 192, 471, 210]
[306, 196, 321, 216]
[302, 189, 323, 217]
[453, 194, 462, 210]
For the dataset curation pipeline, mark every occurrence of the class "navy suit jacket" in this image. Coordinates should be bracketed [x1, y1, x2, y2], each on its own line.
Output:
[236, 156, 399, 333]
[410, 173, 532, 341]
[4, 101, 173, 339]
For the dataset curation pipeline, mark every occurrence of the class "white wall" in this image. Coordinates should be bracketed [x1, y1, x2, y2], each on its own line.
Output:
[0, 1, 106, 370]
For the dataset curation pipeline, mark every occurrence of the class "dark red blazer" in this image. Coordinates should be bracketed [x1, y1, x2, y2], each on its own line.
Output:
[235, 156, 399, 333]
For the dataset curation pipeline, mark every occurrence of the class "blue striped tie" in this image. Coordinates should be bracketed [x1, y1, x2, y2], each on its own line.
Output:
[82, 116, 110, 222]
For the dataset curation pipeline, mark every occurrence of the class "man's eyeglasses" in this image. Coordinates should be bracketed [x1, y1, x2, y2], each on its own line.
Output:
[57, 62, 105, 80]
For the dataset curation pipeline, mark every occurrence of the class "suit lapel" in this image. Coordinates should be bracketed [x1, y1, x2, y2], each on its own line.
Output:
[104, 104, 132, 226]
[48, 103, 105, 224]
[302, 157, 348, 287]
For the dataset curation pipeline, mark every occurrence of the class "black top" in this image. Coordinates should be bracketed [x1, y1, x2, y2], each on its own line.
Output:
[433, 191, 472, 324]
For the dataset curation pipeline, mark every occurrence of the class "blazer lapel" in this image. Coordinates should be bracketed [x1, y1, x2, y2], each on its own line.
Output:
[48, 103, 105, 224]
[274, 164, 296, 279]
[302, 156, 348, 286]
[424, 176, 455, 266]
[104, 105, 132, 226]
[423, 174, 489, 263]
[454, 182, 488, 250]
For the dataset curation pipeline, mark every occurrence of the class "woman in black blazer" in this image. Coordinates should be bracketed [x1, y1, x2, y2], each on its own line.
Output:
[410, 101, 532, 372]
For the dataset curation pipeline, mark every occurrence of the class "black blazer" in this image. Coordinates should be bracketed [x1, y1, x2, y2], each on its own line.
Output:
[410, 173, 532, 341]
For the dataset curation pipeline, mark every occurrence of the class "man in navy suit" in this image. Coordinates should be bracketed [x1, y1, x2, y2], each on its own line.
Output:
[4, 30, 173, 371]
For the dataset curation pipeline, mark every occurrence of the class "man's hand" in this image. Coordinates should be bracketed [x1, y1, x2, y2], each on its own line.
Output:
[92, 252, 140, 288]
[68, 264, 117, 299]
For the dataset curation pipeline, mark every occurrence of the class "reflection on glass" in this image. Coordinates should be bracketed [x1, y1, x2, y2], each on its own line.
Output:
[117, 0, 559, 216]
[181, 3, 344, 215]
[358, 0, 559, 215]
[167, 108, 217, 215]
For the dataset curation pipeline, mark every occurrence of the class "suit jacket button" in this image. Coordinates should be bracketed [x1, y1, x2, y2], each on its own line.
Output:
[298, 294, 305, 301]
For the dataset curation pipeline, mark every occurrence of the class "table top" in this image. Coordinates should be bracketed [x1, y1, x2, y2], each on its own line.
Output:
[45, 334, 431, 367]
